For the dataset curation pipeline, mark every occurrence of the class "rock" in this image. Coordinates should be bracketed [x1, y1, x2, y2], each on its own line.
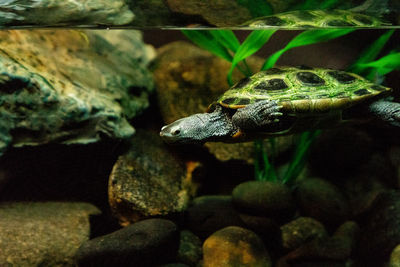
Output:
[109, 130, 198, 225]
[0, 0, 134, 26]
[388, 146, 400, 187]
[238, 213, 282, 250]
[165, 0, 252, 26]
[186, 195, 245, 239]
[232, 180, 296, 222]
[278, 222, 359, 266]
[333, 221, 360, 250]
[295, 178, 350, 228]
[343, 155, 389, 217]
[308, 128, 374, 180]
[75, 218, 179, 267]
[203, 226, 272, 267]
[0, 201, 100, 266]
[160, 264, 190, 267]
[153, 41, 293, 163]
[205, 137, 294, 164]
[390, 244, 400, 267]
[129, 0, 190, 27]
[177, 230, 203, 266]
[358, 191, 400, 261]
[0, 30, 154, 156]
[281, 217, 328, 251]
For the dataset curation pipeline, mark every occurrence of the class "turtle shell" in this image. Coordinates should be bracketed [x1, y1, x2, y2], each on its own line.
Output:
[218, 66, 392, 114]
[242, 9, 390, 28]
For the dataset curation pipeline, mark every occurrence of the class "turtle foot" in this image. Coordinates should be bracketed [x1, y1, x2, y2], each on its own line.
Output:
[232, 100, 282, 130]
[369, 100, 400, 127]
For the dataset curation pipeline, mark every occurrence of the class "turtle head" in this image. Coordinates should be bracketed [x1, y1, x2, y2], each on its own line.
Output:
[160, 109, 236, 144]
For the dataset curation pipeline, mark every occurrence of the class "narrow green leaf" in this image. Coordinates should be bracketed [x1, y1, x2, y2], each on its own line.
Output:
[227, 30, 276, 85]
[262, 29, 354, 70]
[356, 52, 400, 75]
[320, 0, 341, 9]
[182, 30, 233, 62]
[209, 30, 240, 53]
[349, 30, 395, 74]
[282, 130, 321, 185]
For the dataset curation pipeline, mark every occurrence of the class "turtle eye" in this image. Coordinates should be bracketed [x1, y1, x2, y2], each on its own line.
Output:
[172, 129, 181, 136]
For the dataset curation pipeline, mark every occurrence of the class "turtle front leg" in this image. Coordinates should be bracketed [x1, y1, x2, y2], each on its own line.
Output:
[369, 100, 400, 127]
[232, 100, 283, 130]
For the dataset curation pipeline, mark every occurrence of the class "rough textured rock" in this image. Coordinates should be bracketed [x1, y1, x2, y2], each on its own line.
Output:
[238, 213, 282, 250]
[309, 128, 374, 180]
[281, 217, 328, 251]
[0, 0, 134, 26]
[0, 30, 154, 156]
[186, 195, 245, 239]
[165, 0, 252, 26]
[0, 201, 100, 266]
[203, 226, 272, 267]
[358, 191, 400, 261]
[75, 218, 179, 267]
[390, 244, 400, 267]
[232, 180, 296, 222]
[109, 130, 198, 225]
[177, 230, 203, 266]
[154, 41, 293, 163]
[278, 221, 359, 266]
[295, 178, 350, 228]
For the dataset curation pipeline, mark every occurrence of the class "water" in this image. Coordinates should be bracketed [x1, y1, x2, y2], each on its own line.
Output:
[0, 1, 399, 267]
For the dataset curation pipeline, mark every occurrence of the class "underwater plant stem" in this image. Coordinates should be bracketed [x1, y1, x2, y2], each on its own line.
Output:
[254, 139, 278, 182]
[282, 130, 321, 185]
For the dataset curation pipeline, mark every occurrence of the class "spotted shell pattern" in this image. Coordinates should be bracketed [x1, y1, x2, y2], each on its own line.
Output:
[218, 66, 391, 114]
[244, 9, 390, 28]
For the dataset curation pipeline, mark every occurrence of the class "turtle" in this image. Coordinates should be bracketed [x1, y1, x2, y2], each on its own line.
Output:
[240, 9, 391, 28]
[160, 66, 400, 144]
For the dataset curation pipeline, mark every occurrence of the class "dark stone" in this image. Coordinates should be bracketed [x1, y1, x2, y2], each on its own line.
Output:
[239, 213, 282, 250]
[295, 178, 350, 228]
[186, 195, 245, 239]
[296, 72, 325, 86]
[358, 191, 400, 261]
[309, 127, 374, 180]
[276, 222, 358, 267]
[160, 264, 190, 267]
[281, 217, 328, 251]
[177, 230, 202, 266]
[327, 71, 356, 84]
[203, 226, 272, 267]
[109, 130, 197, 225]
[232, 181, 296, 223]
[0, 202, 100, 266]
[75, 218, 179, 267]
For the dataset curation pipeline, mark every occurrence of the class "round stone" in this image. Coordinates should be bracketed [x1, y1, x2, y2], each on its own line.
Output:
[203, 226, 272, 267]
[232, 180, 296, 222]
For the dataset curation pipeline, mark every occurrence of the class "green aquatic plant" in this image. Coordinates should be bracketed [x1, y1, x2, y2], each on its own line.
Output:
[181, 29, 397, 185]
